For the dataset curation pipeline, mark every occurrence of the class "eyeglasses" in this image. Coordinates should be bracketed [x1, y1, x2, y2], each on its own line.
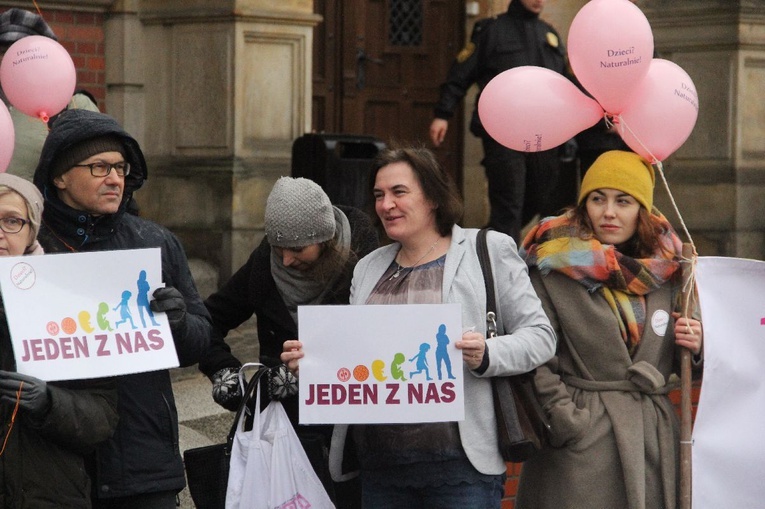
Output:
[0, 217, 29, 234]
[72, 161, 131, 177]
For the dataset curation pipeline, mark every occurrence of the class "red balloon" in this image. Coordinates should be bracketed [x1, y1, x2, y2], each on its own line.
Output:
[617, 59, 699, 162]
[568, 0, 654, 115]
[0, 35, 76, 122]
[478, 66, 604, 152]
[0, 102, 14, 173]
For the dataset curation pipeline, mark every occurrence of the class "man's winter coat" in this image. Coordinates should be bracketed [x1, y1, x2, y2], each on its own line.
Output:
[33, 109, 212, 499]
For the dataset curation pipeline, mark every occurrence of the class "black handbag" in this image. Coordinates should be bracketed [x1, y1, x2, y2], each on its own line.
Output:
[476, 228, 551, 463]
[183, 367, 267, 509]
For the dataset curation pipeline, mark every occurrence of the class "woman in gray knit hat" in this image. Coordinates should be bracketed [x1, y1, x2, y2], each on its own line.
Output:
[199, 176, 378, 508]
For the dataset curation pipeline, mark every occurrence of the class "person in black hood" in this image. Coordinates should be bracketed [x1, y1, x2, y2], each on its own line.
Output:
[33, 109, 213, 509]
[429, 0, 575, 243]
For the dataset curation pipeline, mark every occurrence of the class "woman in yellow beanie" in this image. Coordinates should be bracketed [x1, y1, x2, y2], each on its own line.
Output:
[516, 150, 702, 509]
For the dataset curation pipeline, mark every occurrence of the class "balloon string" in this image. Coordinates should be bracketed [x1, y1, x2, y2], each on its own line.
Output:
[681, 252, 697, 327]
[0, 381, 23, 457]
[615, 114, 696, 248]
[616, 114, 698, 321]
[32, 0, 44, 18]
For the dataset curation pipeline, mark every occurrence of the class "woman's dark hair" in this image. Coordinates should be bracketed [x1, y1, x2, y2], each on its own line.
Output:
[369, 146, 463, 237]
[568, 200, 667, 258]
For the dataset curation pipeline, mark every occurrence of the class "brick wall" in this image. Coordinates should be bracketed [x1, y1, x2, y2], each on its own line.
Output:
[45, 9, 106, 111]
[500, 379, 703, 507]
[0, 6, 107, 112]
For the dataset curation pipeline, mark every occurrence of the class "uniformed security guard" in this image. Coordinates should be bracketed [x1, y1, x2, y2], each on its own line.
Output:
[429, 0, 574, 242]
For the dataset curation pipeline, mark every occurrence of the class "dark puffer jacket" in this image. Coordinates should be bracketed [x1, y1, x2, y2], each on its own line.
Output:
[0, 304, 118, 508]
[33, 109, 213, 499]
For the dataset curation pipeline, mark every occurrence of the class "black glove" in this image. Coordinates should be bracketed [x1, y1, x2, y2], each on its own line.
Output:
[0, 370, 50, 417]
[211, 367, 242, 411]
[151, 287, 187, 332]
[267, 364, 298, 401]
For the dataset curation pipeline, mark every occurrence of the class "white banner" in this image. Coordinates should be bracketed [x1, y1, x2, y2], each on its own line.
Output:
[0, 248, 179, 381]
[693, 256, 765, 508]
[298, 303, 465, 424]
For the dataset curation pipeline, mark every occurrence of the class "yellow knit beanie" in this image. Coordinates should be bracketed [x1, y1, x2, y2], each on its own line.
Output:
[578, 150, 655, 211]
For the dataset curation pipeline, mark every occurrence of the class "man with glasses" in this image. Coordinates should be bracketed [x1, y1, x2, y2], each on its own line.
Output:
[33, 109, 212, 509]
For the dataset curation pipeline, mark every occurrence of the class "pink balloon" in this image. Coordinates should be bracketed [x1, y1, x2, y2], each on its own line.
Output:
[0, 35, 76, 122]
[478, 66, 604, 152]
[0, 102, 14, 173]
[568, 0, 654, 115]
[617, 59, 699, 162]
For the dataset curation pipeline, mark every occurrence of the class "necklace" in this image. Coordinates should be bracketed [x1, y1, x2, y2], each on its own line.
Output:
[389, 237, 440, 280]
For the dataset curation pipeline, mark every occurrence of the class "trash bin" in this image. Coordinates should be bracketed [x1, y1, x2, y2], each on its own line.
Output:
[291, 133, 386, 211]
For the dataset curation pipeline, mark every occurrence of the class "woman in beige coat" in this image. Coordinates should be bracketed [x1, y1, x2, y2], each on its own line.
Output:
[516, 150, 702, 509]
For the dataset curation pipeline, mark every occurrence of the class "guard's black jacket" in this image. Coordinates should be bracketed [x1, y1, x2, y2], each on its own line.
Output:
[434, 1, 568, 137]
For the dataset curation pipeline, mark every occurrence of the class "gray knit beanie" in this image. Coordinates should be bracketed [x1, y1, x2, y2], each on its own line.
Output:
[0, 173, 43, 240]
[50, 135, 125, 180]
[265, 177, 335, 248]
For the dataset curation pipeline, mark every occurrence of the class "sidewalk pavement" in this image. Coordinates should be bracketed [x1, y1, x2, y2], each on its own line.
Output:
[171, 323, 259, 508]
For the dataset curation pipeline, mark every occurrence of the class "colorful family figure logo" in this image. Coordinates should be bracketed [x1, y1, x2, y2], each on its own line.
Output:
[136, 270, 160, 327]
[335, 323, 456, 383]
[435, 323, 456, 380]
[114, 290, 136, 329]
[44, 269, 160, 336]
[409, 343, 432, 380]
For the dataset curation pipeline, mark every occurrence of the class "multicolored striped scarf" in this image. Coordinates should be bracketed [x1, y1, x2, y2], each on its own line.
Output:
[521, 212, 682, 356]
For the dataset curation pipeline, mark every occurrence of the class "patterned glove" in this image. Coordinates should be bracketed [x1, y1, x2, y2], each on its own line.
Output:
[267, 364, 298, 401]
[211, 367, 242, 412]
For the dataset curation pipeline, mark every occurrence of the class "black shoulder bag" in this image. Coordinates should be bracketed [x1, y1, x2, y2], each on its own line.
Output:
[476, 228, 551, 462]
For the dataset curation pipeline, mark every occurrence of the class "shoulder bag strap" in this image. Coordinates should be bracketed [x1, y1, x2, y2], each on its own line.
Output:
[476, 228, 500, 337]
[225, 366, 269, 454]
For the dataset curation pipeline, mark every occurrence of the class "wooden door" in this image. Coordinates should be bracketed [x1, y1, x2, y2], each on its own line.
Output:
[312, 0, 464, 186]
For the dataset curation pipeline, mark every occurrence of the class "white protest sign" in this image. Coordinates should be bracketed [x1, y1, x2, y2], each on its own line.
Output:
[0, 248, 179, 381]
[298, 303, 464, 424]
[693, 256, 765, 508]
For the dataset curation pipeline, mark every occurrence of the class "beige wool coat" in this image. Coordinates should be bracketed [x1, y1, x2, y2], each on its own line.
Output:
[516, 268, 683, 509]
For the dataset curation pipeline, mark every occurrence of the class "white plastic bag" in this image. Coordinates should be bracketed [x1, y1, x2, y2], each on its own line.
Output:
[226, 363, 266, 508]
[226, 365, 334, 509]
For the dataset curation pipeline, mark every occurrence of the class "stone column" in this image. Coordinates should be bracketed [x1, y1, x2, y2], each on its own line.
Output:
[644, 0, 765, 259]
[105, 0, 144, 145]
[129, 0, 319, 284]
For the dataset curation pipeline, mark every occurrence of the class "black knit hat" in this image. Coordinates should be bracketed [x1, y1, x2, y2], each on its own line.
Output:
[50, 136, 126, 179]
[0, 8, 57, 46]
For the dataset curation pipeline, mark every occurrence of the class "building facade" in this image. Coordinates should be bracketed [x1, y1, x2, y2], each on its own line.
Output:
[3, 0, 762, 285]
[0, 1, 756, 505]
